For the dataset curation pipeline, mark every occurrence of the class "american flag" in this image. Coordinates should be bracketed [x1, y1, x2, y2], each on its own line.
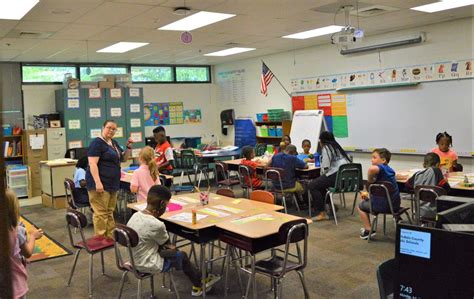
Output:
[260, 62, 274, 96]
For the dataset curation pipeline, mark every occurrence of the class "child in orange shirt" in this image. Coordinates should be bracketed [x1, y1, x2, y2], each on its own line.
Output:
[431, 132, 458, 172]
[240, 146, 264, 189]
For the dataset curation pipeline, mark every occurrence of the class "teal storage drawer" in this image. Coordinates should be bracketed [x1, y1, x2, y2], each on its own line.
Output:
[55, 89, 86, 149]
[125, 87, 145, 153]
[105, 88, 127, 147]
[82, 88, 106, 147]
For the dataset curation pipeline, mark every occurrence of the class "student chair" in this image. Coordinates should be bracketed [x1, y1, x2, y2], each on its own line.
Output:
[414, 185, 446, 226]
[238, 164, 254, 198]
[215, 161, 240, 189]
[245, 219, 309, 299]
[114, 224, 179, 299]
[249, 190, 275, 205]
[216, 188, 236, 198]
[66, 209, 114, 298]
[324, 163, 363, 225]
[64, 178, 90, 213]
[180, 149, 210, 188]
[367, 182, 412, 242]
[265, 168, 300, 214]
[376, 258, 397, 299]
[170, 151, 196, 194]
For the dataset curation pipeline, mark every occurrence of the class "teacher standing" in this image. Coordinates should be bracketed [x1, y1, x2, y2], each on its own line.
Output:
[86, 120, 132, 238]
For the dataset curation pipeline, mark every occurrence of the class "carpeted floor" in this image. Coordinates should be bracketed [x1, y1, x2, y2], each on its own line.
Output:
[21, 189, 404, 298]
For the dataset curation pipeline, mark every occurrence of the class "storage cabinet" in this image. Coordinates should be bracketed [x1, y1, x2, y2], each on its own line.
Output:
[125, 87, 145, 157]
[6, 166, 29, 198]
[55, 89, 87, 149]
[83, 88, 106, 147]
[46, 128, 66, 160]
[105, 88, 127, 147]
[24, 129, 47, 196]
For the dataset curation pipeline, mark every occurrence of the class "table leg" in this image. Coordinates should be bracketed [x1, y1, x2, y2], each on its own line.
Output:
[200, 243, 207, 298]
[252, 255, 257, 299]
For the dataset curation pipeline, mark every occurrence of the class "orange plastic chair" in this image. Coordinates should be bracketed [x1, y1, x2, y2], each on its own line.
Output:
[250, 190, 275, 205]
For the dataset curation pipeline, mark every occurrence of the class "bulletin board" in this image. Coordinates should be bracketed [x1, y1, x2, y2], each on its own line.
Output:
[144, 102, 184, 126]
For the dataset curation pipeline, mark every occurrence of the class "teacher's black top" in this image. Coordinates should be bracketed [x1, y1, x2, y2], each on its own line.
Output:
[86, 137, 124, 192]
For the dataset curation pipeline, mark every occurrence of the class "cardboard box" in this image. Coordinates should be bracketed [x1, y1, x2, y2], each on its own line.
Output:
[80, 81, 99, 88]
[103, 75, 116, 82]
[42, 193, 68, 209]
[98, 81, 115, 89]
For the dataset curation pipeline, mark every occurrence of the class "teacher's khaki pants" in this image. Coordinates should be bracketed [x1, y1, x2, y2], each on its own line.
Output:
[88, 190, 117, 239]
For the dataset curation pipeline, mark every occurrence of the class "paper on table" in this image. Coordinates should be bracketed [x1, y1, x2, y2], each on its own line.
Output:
[29, 134, 45, 150]
[178, 196, 199, 203]
[231, 213, 275, 224]
[213, 205, 244, 214]
[199, 208, 230, 218]
[221, 145, 239, 151]
[168, 212, 207, 223]
[232, 199, 241, 204]
[170, 199, 188, 206]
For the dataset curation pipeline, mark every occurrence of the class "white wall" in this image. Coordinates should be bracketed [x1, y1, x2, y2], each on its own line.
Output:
[22, 83, 220, 143]
[213, 17, 473, 174]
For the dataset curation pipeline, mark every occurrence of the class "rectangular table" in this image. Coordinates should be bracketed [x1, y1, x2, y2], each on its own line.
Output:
[127, 192, 285, 298]
[217, 211, 312, 298]
[222, 158, 321, 179]
[396, 170, 474, 196]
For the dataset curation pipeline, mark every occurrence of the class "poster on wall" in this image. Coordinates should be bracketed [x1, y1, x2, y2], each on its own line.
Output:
[144, 102, 184, 126]
[291, 58, 474, 92]
[183, 109, 202, 124]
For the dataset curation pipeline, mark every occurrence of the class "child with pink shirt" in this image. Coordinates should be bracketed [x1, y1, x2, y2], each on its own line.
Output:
[130, 146, 161, 201]
[431, 132, 458, 172]
[7, 189, 43, 298]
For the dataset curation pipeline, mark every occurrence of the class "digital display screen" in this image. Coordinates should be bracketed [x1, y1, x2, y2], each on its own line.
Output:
[400, 229, 431, 259]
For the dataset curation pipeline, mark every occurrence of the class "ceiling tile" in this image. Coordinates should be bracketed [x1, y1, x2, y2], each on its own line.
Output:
[23, 0, 103, 23]
[113, 0, 167, 5]
[74, 2, 154, 26]
[88, 27, 153, 42]
[0, 38, 42, 50]
[49, 24, 111, 40]
[0, 49, 22, 61]
[15, 21, 68, 33]
[0, 20, 19, 38]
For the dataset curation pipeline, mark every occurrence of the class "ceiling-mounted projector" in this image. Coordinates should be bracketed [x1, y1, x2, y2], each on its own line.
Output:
[331, 26, 364, 45]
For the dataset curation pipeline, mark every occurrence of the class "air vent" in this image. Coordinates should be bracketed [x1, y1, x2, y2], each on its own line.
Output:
[6, 30, 53, 39]
[351, 5, 398, 17]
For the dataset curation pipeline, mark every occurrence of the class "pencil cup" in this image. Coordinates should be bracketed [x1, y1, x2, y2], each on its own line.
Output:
[200, 192, 209, 205]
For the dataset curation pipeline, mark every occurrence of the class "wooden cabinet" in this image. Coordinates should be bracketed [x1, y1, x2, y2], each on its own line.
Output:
[24, 129, 47, 196]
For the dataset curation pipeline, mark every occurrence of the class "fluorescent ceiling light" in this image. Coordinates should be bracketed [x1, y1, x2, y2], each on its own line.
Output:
[204, 47, 256, 56]
[411, 0, 474, 13]
[282, 25, 344, 39]
[159, 11, 235, 31]
[0, 0, 39, 20]
[97, 42, 149, 53]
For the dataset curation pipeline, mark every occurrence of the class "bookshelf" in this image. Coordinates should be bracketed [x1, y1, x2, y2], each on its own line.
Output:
[255, 120, 292, 145]
[3, 134, 24, 163]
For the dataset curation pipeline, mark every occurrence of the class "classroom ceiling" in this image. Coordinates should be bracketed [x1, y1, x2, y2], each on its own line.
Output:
[0, 0, 472, 65]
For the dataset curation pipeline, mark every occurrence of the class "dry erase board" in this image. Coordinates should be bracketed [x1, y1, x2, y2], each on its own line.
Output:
[332, 79, 473, 157]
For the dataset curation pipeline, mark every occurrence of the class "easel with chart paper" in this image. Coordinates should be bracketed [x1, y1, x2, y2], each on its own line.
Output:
[290, 110, 328, 154]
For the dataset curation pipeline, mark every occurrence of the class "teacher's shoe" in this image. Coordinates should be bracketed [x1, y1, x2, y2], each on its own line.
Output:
[313, 212, 329, 221]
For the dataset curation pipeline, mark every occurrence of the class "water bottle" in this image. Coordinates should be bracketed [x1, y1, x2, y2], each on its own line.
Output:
[314, 153, 321, 167]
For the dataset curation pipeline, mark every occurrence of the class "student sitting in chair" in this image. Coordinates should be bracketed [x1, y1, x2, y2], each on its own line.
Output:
[240, 146, 265, 189]
[130, 146, 161, 202]
[127, 185, 220, 296]
[297, 139, 315, 163]
[153, 126, 174, 175]
[358, 148, 400, 240]
[432, 131, 460, 172]
[405, 152, 451, 219]
[73, 156, 90, 205]
[270, 144, 307, 196]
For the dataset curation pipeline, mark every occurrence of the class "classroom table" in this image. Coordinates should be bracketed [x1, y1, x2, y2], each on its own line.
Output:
[396, 170, 474, 197]
[197, 149, 242, 163]
[217, 211, 312, 298]
[127, 192, 285, 298]
[222, 158, 321, 179]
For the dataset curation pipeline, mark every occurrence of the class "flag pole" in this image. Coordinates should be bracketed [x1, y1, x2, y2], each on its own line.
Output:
[262, 60, 292, 98]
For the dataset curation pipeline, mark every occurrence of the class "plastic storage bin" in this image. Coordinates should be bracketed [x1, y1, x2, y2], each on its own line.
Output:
[260, 126, 268, 137]
[276, 126, 283, 137]
[3, 125, 12, 136]
[268, 126, 277, 136]
[256, 113, 265, 122]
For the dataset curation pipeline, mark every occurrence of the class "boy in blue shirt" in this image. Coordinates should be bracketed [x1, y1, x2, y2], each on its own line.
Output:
[358, 148, 400, 239]
[270, 144, 308, 194]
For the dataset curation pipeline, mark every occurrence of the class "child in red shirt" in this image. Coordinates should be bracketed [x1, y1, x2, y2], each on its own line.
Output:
[240, 146, 264, 189]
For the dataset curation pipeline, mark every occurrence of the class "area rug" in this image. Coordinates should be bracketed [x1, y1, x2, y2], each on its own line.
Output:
[20, 216, 72, 263]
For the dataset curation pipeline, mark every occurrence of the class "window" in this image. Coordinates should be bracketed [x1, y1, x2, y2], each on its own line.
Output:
[175, 66, 210, 82]
[22, 65, 77, 83]
[79, 66, 128, 81]
[131, 66, 173, 82]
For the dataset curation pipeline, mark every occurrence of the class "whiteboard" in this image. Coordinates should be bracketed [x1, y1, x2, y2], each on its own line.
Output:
[333, 79, 473, 156]
[290, 110, 326, 153]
